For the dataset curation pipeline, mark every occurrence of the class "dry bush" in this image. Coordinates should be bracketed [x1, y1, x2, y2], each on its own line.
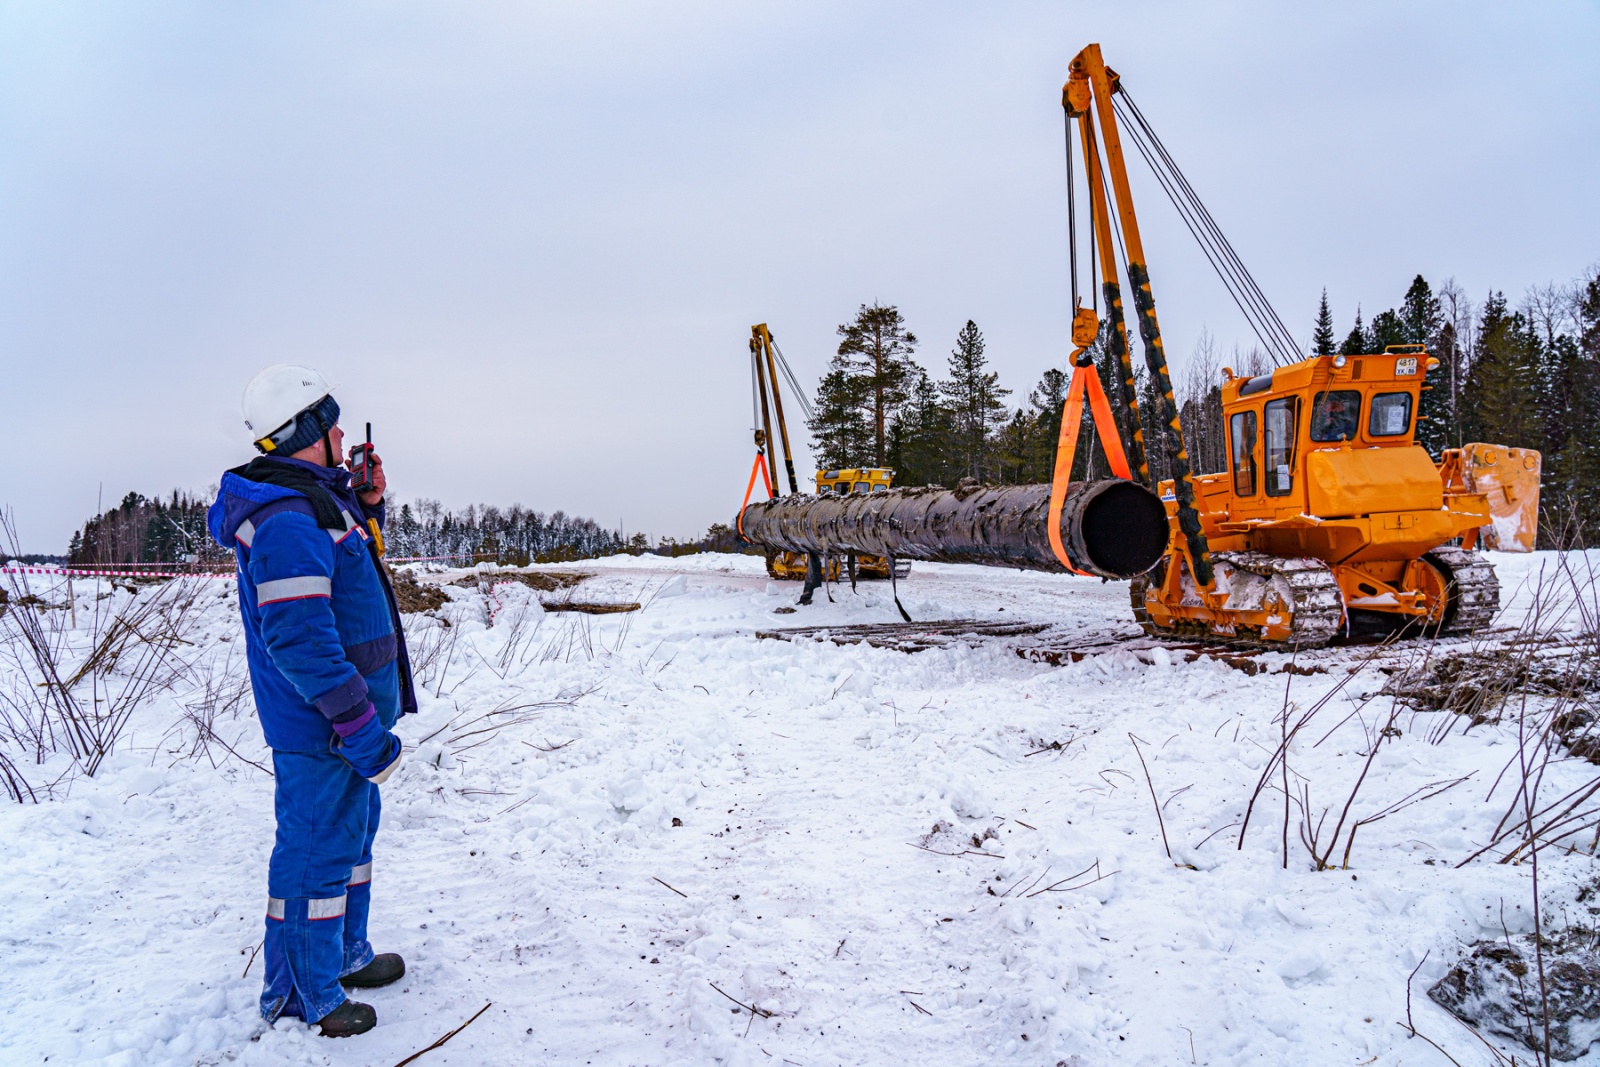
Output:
[157, 643, 269, 775]
[0, 512, 204, 800]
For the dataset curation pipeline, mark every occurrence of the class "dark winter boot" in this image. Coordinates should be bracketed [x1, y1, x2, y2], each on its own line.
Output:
[340, 952, 406, 989]
[316, 999, 377, 1037]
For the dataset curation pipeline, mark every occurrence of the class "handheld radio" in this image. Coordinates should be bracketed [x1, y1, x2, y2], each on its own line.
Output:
[351, 422, 376, 493]
[349, 422, 386, 556]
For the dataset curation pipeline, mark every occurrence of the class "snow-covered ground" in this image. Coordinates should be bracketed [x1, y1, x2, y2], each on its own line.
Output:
[3, 550, 1599, 1066]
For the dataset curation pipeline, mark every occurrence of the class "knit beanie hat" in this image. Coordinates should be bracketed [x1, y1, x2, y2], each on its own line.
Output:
[257, 394, 341, 456]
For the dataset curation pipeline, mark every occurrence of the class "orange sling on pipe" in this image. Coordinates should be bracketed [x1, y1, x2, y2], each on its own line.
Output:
[1047, 360, 1133, 574]
[736, 452, 775, 540]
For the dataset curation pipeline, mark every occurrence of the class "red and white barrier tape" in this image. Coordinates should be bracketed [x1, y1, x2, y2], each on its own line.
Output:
[1, 567, 235, 581]
[3, 552, 482, 582]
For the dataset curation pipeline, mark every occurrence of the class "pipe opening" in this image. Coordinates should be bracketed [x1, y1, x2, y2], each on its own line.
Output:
[1078, 480, 1169, 578]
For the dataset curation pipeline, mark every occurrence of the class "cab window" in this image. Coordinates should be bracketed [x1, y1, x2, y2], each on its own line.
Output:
[871, 483, 887, 492]
[1230, 410, 1258, 496]
[1264, 397, 1297, 496]
[852, 482, 870, 494]
[1310, 390, 1362, 442]
[1368, 392, 1413, 436]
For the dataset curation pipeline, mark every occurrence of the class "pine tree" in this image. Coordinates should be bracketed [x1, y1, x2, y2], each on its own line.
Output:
[834, 303, 919, 466]
[939, 320, 1010, 482]
[1312, 290, 1336, 356]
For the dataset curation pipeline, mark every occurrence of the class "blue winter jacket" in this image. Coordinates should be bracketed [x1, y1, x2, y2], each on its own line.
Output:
[208, 457, 417, 752]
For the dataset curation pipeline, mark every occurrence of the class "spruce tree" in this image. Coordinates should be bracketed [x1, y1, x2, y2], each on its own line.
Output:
[834, 303, 919, 466]
[1369, 309, 1408, 351]
[1395, 275, 1451, 456]
[886, 371, 951, 486]
[1462, 292, 1541, 450]
[806, 367, 872, 470]
[1539, 277, 1600, 543]
[1399, 275, 1441, 345]
[1026, 367, 1068, 482]
[990, 409, 1033, 485]
[939, 320, 1011, 482]
[1312, 290, 1336, 356]
[1138, 371, 1173, 486]
[1338, 308, 1369, 356]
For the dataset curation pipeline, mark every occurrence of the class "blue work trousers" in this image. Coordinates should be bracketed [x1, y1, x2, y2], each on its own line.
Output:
[261, 748, 381, 1024]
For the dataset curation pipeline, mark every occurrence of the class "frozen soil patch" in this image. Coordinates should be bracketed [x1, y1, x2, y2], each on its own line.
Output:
[1430, 931, 1600, 1060]
[389, 569, 450, 614]
[451, 568, 590, 593]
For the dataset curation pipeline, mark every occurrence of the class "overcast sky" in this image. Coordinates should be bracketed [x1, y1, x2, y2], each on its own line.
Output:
[2, 1, 1596, 552]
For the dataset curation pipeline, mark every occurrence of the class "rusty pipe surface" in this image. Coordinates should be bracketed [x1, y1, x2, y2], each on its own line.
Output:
[737, 479, 1168, 580]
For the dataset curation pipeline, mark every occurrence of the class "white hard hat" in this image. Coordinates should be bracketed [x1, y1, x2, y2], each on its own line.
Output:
[242, 364, 337, 443]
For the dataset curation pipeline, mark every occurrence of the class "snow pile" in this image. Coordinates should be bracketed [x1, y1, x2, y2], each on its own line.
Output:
[1, 551, 1599, 1065]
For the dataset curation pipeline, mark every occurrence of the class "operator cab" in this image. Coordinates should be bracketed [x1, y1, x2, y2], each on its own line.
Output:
[1219, 346, 1433, 517]
[816, 468, 895, 496]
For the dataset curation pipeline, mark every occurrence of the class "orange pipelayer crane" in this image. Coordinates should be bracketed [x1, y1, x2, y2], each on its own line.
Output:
[1061, 44, 1500, 647]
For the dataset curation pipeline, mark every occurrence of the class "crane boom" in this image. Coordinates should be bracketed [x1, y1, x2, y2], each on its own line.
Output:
[751, 324, 801, 496]
[1065, 43, 1215, 587]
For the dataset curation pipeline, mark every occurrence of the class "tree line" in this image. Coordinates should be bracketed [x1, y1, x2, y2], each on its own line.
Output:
[808, 267, 1600, 545]
[63, 491, 742, 566]
[68, 491, 224, 566]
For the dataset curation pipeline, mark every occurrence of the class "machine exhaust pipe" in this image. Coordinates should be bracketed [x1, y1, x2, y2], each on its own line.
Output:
[738, 479, 1168, 580]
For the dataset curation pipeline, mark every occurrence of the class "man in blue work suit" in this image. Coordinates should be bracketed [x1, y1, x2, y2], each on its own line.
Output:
[208, 364, 417, 1038]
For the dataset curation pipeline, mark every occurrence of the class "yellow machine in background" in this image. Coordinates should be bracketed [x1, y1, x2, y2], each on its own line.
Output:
[1133, 346, 1501, 645]
[766, 469, 912, 581]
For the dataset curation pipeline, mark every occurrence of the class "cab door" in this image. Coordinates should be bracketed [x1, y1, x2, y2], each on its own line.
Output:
[1228, 407, 1260, 514]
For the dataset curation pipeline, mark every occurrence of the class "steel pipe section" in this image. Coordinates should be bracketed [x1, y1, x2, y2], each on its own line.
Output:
[738, 479, 1168, 580]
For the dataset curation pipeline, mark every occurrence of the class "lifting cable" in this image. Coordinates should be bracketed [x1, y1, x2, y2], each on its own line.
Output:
[1118, 91, 1300, 362]
[1114, 92, 1297, 364]
[1111, 90, 1300, 367]
[1115, 112, 1284, 365]
[1065, 113, 1079, 311]
[768, 340, 815, 422]
[749, 346, 763, 439]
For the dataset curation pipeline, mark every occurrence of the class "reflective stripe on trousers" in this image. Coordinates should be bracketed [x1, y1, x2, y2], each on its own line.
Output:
[267, 894, 347, 921]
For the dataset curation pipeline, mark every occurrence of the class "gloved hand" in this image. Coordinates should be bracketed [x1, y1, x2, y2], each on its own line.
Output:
[331, 706, 403, 784]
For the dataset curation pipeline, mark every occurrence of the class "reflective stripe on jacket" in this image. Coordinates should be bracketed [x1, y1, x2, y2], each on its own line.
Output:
[207, 457, 416, 751]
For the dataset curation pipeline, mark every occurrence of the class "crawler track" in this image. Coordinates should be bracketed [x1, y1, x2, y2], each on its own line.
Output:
[1132, 552, 1346, 650]
[1423, 546, 1500, 635]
